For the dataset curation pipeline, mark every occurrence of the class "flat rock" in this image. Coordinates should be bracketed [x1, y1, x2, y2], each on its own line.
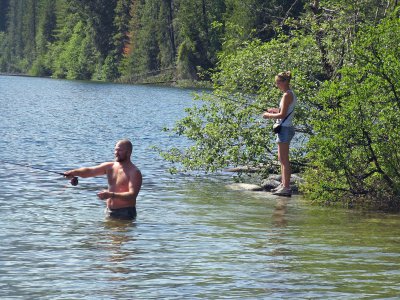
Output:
[261, 179, 281, 191]
[226, 183, 264, 191]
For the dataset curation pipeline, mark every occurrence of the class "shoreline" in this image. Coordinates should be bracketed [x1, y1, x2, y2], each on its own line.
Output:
[0, 72, 212, 89]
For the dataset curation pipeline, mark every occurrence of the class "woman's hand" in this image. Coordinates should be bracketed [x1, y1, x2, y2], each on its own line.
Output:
[263, 108, 278, 119]
[263, 112, 271, 119]
[268, 108, 279, 113]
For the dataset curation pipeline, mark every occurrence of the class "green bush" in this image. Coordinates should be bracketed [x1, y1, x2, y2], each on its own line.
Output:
[302, 11, 400, 210]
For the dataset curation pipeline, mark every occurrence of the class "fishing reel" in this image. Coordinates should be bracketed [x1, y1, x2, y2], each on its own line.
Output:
[63, 174, 79, 186]
[70, 177, 79, 186]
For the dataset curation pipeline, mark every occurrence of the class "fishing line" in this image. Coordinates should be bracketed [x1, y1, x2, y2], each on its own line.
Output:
[1, 160, 78, 186]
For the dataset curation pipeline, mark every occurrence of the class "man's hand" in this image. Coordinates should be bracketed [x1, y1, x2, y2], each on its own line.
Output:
[63, 170, 75, 179]
[97, 190, 113, 200]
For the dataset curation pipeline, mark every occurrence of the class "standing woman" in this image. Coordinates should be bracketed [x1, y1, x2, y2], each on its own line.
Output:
[263, 71, 296, 197]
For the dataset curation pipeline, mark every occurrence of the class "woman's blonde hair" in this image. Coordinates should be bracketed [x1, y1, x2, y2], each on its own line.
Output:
[276, 71, 291, 82]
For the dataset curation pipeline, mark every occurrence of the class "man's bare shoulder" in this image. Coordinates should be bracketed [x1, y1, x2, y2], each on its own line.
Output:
[97, 161, 115, 173]
[100, 161, 115, 168]
[129, 164, 142, 178]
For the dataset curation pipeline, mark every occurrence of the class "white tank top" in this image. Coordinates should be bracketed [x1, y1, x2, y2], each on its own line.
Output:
[278, 89, 296, 127]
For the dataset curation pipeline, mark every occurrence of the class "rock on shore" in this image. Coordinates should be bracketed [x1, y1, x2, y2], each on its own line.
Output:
[225, 183, 264, 191]
[225, 173, 304, 194]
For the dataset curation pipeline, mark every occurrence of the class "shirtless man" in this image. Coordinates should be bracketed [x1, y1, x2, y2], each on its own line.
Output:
[64, 139, 142, 220]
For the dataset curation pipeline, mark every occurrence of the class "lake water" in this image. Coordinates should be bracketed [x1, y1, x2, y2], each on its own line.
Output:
[1, 75, 400, 299]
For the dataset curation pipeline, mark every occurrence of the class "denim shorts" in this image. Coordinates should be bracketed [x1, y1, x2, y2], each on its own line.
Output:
[276, 126, 295, 143]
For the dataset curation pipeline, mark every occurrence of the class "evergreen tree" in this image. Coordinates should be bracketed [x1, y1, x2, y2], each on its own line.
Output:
[68, 0, 118, 58]
[124, 0, 160, 78]
[22, 0, 38, 65]
[30, 0, 57, 75]
[174, 0, 225, 80]
[102, 0, 131, 80]
[157, 0, 177, 69]
[5, 0, 25, 71]
[0, 0, 9, 31]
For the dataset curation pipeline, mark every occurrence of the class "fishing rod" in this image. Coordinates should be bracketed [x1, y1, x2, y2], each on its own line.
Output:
[1, 160, 78, 186]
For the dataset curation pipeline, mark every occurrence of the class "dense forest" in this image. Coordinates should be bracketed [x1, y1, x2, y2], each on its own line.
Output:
[1, 0, 399, 211]
[0, 0, 303, 82]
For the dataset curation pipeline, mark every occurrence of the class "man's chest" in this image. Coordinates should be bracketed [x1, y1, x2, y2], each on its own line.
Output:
[108, 168, 130, 187]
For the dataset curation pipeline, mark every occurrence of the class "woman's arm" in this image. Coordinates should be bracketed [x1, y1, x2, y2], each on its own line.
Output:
[263, 92, 293, 119]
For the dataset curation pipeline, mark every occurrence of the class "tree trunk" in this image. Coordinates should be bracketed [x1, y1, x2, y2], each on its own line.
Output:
[166, 0, 176, 60]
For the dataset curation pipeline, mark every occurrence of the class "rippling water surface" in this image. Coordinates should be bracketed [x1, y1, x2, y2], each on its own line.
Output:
[1, 75, 400, 299]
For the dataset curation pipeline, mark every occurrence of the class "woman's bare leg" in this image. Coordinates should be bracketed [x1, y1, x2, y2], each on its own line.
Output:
[277, 142, 291, 188]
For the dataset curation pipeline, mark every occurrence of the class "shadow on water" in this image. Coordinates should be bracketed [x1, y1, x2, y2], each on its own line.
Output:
[272, 197, 289, 227]
[101, 219, 138, 273]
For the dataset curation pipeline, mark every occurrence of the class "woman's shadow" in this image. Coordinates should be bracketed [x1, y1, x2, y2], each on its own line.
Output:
[272, 198, 289, 227]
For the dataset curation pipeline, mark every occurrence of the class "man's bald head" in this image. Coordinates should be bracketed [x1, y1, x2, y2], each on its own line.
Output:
[114, 139, 133, 162]
[117, 139, 133, 154]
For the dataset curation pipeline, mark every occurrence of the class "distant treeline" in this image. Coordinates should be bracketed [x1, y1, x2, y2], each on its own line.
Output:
[0, 0, 304, 82]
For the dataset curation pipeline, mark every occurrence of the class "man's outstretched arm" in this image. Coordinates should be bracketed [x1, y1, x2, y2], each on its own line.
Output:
[64, 162, 113, 178]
